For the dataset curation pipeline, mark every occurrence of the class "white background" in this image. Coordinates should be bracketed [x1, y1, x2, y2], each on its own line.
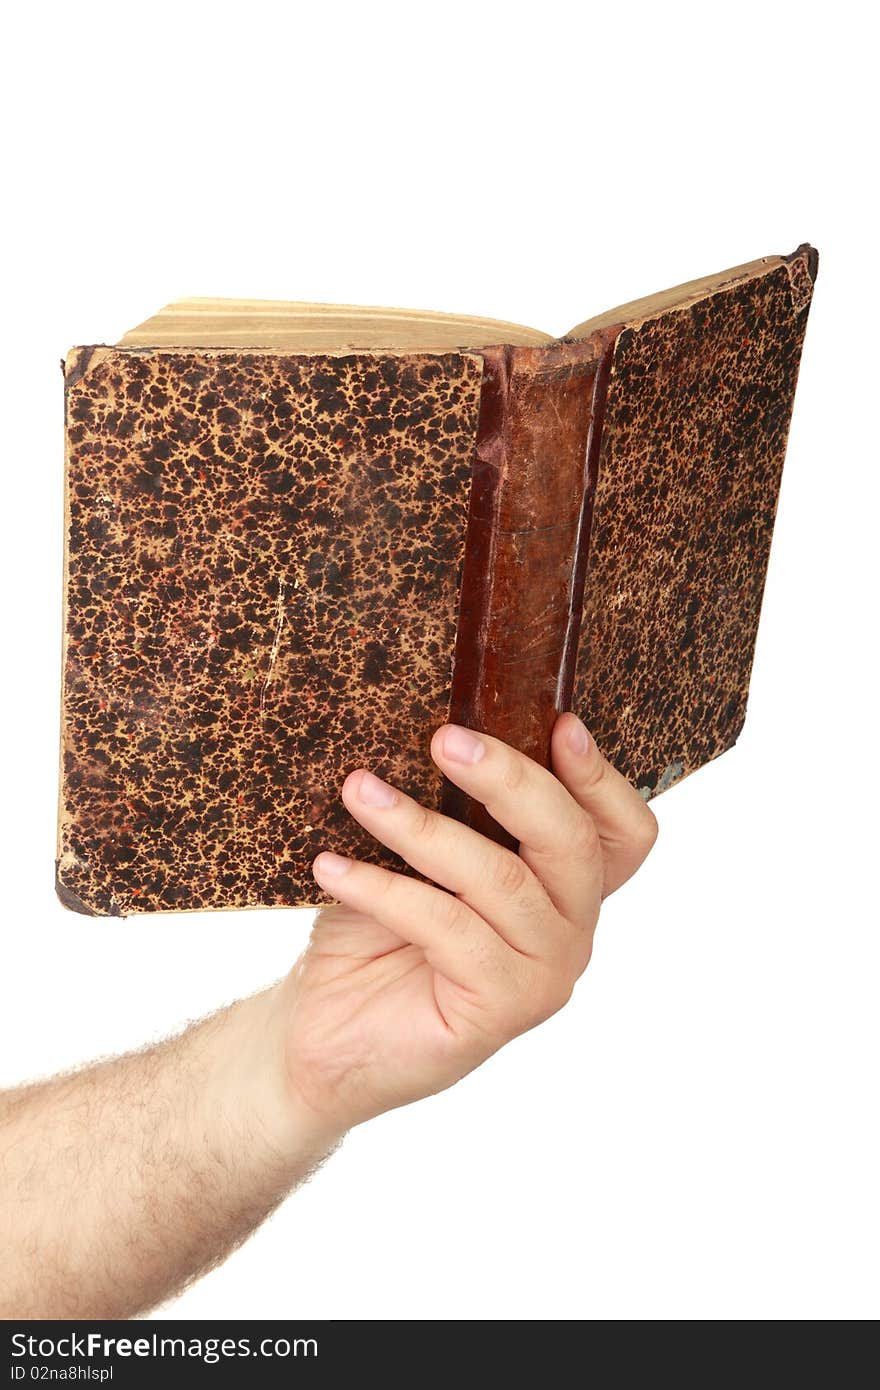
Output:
[1, 1, 876, 1321]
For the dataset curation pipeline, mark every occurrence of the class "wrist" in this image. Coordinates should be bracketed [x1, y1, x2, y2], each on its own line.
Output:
[196, 986, 345, 1178]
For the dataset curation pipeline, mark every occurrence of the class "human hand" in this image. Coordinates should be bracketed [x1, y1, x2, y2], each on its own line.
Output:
[0, 717, 653, 1319]
[267, 713, 657, 1146]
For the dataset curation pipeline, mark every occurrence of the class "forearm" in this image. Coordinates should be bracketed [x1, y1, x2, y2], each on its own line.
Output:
[0, 986, 340, 1319]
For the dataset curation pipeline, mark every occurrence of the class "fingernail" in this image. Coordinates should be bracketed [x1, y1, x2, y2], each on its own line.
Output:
[566, 715, 591, 755]
[357, 770, 399, 809]
[441, 724, 486, 765]
[314, 851, 352, 879]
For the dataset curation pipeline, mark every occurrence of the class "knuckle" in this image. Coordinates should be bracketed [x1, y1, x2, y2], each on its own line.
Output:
[526, 969, 573, 1026]
[491, 961, 576, 1040]
[375, 868, 402, 902]
[468, 934, 509, 987]
[572, 811, 602, 863]
[631, 806, 658, 856]
[500, 752, 527, 795]
[408, 801, 438, 842]
[635, 808, 659, 856]
[430, 889, 473, 934]
[489, 849, 530, 897]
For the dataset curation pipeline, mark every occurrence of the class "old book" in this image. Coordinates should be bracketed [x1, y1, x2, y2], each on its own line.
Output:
[57, 245, 818, 916]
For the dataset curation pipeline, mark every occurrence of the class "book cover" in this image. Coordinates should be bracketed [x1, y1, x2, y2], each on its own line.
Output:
[56, 246, 817, 915]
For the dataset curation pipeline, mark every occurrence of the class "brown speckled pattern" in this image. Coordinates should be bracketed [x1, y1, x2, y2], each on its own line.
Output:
[58, 349, 482, 914]
[573, 258, 815, 796]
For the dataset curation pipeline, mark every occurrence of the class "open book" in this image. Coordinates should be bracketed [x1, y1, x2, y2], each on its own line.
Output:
[58, 245, 818, 915]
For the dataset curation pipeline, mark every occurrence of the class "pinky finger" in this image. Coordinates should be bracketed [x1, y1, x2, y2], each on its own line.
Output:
[311, 853, 507, 990]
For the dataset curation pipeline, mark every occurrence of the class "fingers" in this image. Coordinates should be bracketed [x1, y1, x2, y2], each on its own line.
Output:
[337, 769, 560, 955]
[429, 717, 656, 904]
[428, 724, 606, 924]
[550, 713, 658, 895]
[311, 851, 509, 991]
[313, 716, 654, 998]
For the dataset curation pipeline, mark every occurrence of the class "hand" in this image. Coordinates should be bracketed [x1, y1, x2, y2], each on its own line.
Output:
[272, 713, 657, 1143]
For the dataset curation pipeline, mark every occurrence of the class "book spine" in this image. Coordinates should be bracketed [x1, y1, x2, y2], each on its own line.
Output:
[443, 340, 604, 845]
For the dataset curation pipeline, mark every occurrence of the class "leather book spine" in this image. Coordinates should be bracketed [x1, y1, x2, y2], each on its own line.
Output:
[444, 340, 603, 846]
